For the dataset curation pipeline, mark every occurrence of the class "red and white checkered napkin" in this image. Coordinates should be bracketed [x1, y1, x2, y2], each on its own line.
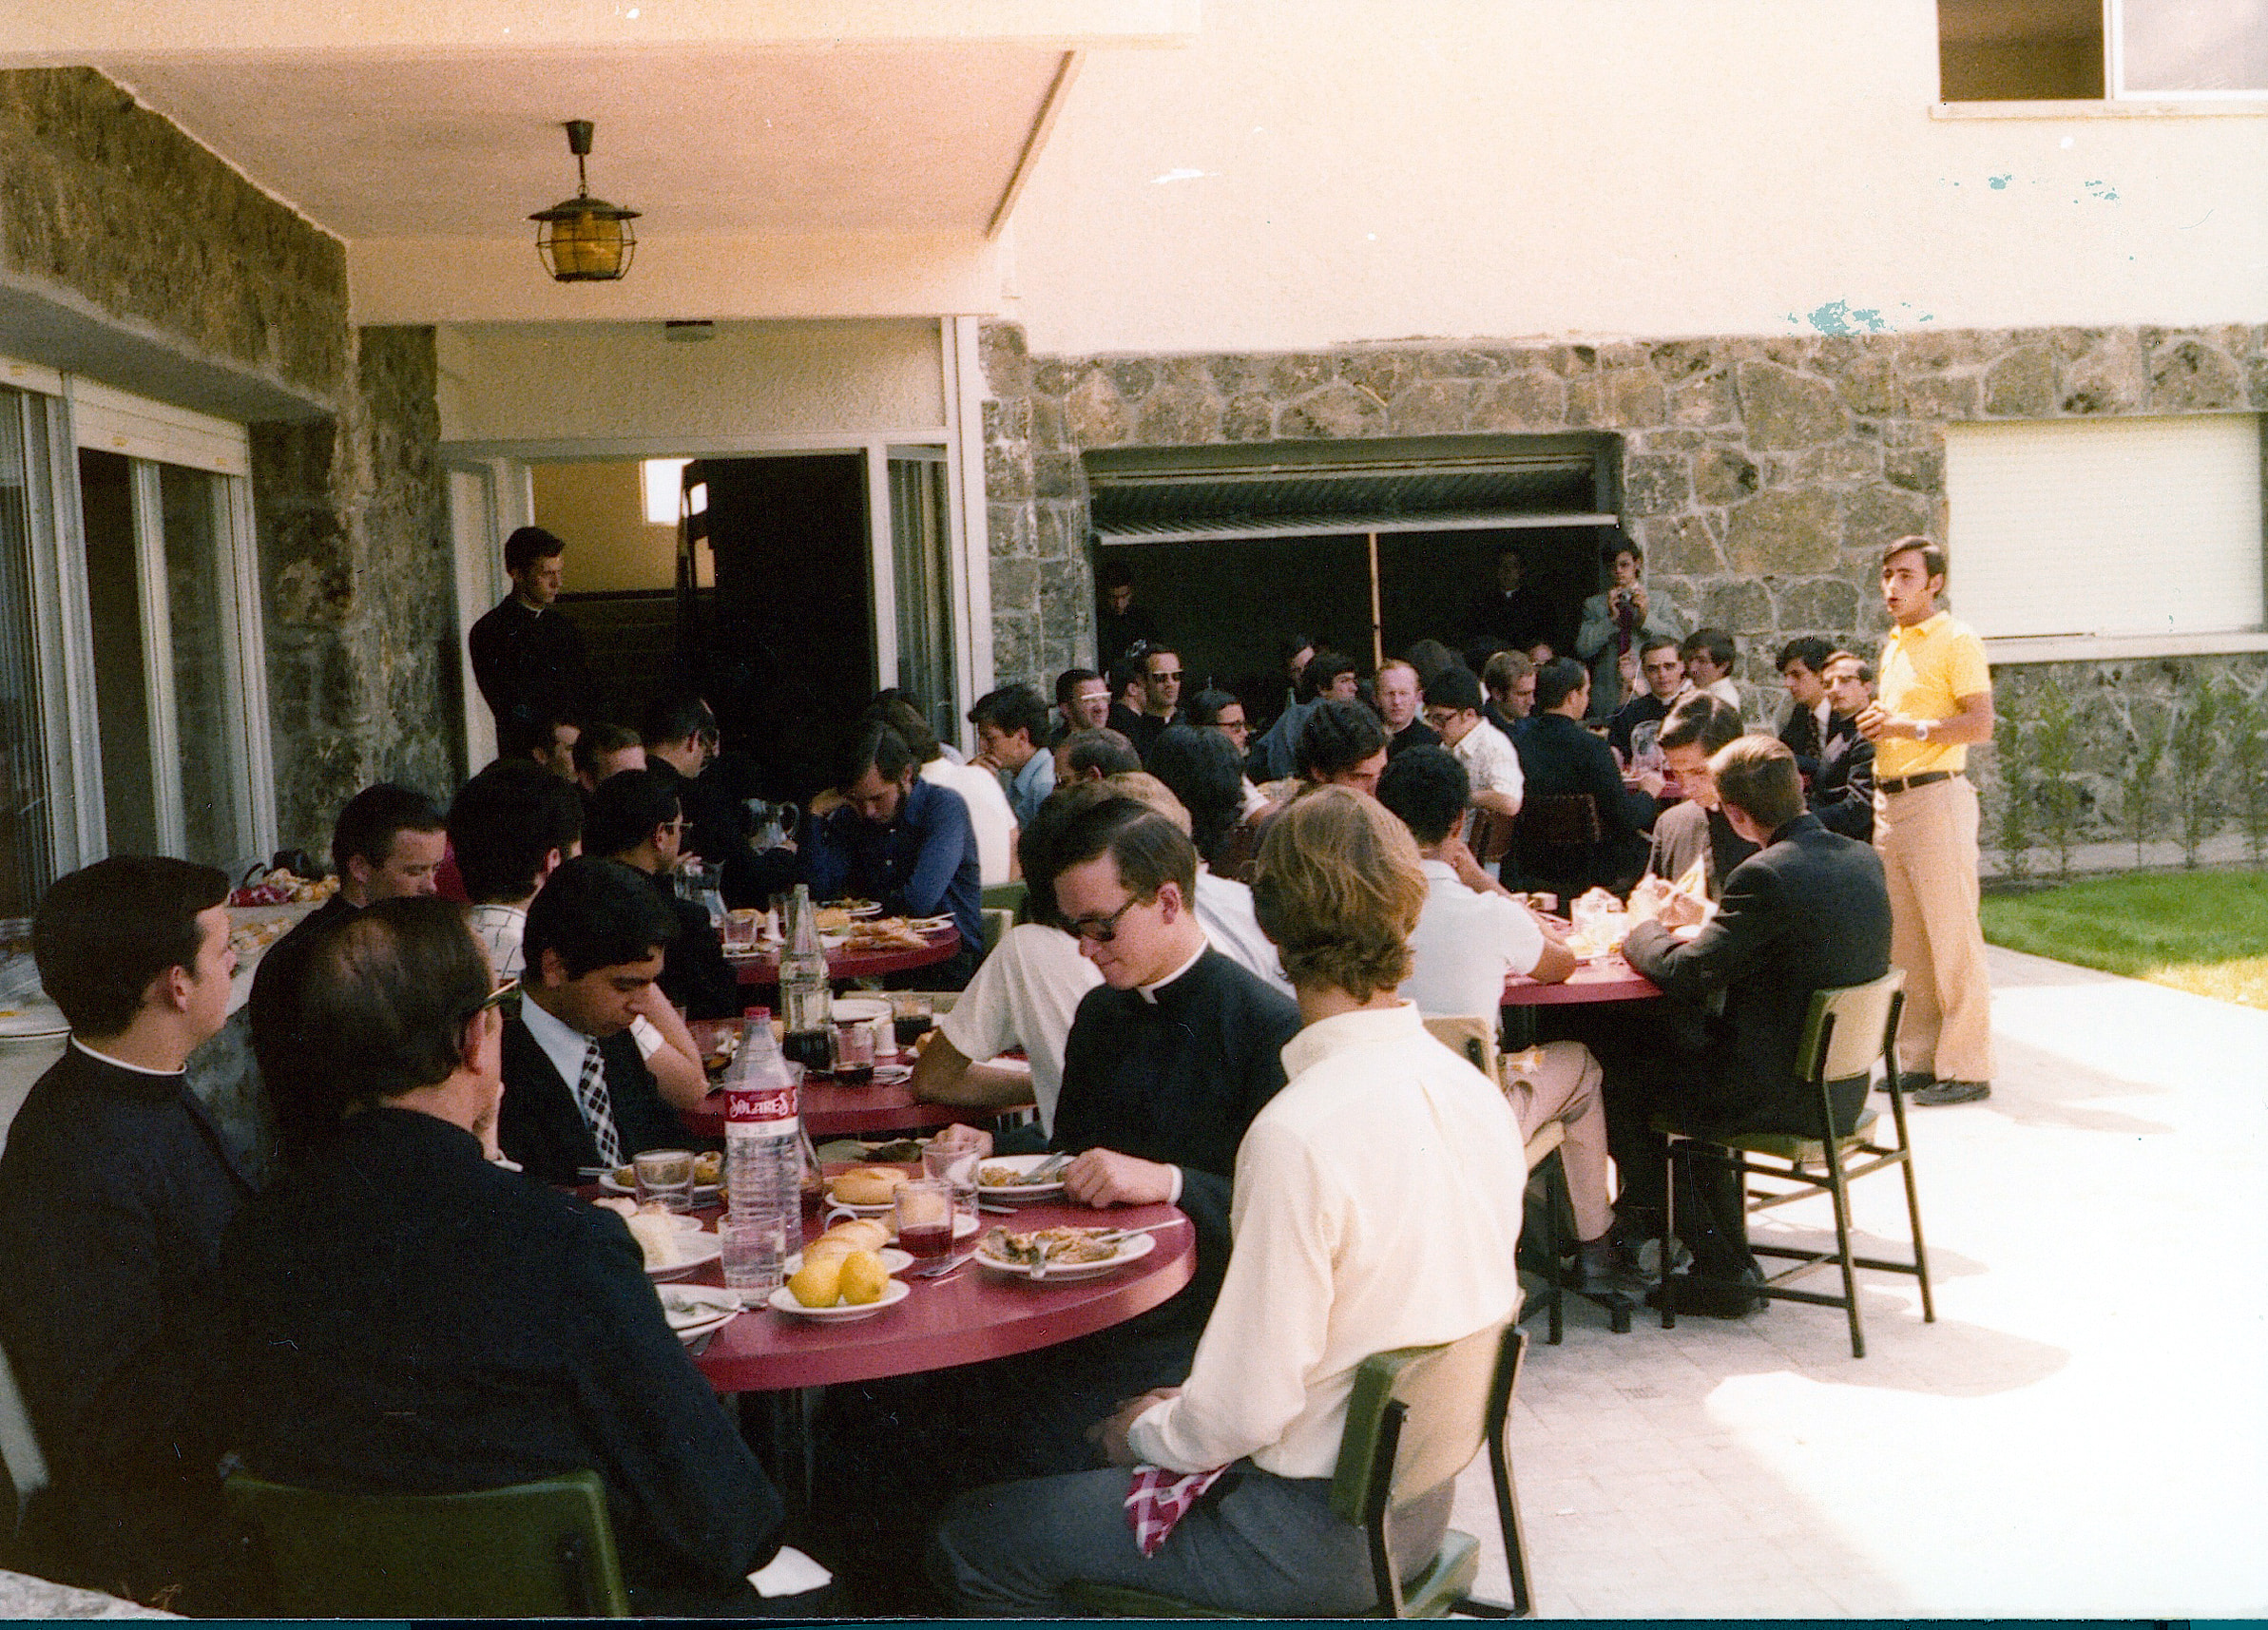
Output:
[1124, 1463, 1230, 1558]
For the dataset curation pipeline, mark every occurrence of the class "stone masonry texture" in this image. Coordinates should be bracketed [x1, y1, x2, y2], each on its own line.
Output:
[2, 70, 458, 857]
[979, 320, 2268, 862]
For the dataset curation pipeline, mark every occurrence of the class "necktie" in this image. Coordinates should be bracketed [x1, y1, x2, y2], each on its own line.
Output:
[573, 1039, 623, 1167]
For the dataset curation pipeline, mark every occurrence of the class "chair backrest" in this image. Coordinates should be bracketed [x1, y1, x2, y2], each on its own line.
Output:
[225, 1467, 631, 1618]
[1520, 793, 1603, 849]
[981, 906, 1014, 955]
[1329, 1319, 1519, 1526]
[1419, 1013, 1496, 1082]
[1796, 969, 1906, 1085]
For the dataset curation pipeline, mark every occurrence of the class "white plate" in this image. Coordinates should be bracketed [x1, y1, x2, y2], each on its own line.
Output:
[831, 996, 892, 1024]
[0, 1002, 68, 1040]
[644, 1234, 723, 1281]
[658, 1285, 742, 1332]
[974, 1230, 1156, 1282]
[784, 1246, 914, 1276]
[974, 1153, 1067, 1200]
[870, 1062, 913, 1085]
[904, 915, 954, 932]
[768, 1276, 911, 1321]
[599, 1173, 722, 1200]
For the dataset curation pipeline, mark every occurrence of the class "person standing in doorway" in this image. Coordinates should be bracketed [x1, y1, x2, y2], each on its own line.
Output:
[1859, 536, 1996, 1106]
[468, 526, 595, 732]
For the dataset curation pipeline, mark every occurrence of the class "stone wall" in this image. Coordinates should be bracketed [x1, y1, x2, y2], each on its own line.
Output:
[980, 317, 2268, 862]
[255, 327, 460, 852]
[2, 68, 457, 859]
[0, 67, 350, 397]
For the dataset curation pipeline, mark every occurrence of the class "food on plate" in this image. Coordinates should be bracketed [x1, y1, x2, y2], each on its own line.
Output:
[786, 1255, 844, 1309]
[981, 1225, 1121, 1267]
[808, 1218, 890, 1256]
[830, 1166, 911, 1207]
[227, 868, 338, 908]
[836, 1251, 889, 1305]
[843, 918, 929, 951]
[624, 1210, 682, 1270]
[979, 1161, 1055, 1188]
[226, 915, 296, 961]
[693, 1151, 722, 1186]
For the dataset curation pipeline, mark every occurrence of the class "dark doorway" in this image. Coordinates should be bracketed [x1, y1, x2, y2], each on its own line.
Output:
[684, 454, 874, 803]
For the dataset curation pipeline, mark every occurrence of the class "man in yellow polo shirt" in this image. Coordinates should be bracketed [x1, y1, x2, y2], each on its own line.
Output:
[1857, 535, 1996, 1104]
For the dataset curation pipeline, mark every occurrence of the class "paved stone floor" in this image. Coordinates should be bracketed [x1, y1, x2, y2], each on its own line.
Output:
[1451, 945, 2268, 1619]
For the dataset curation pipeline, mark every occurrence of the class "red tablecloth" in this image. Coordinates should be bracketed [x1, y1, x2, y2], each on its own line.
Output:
[729, 925, 961, 986]
[1503, 954, 1660, 1007]
[687, 1197, 1195, 1393]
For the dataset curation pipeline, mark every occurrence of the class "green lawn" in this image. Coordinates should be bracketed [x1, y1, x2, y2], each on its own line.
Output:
[1980, 869, 2268, 1010]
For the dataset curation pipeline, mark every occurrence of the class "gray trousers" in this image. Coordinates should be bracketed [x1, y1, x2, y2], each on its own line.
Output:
[925, 1461, 1451, 1617]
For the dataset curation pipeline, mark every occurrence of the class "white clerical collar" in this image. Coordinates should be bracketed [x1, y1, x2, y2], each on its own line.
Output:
[71, 1038, 183, 1079]
[1137, 938, 1210, 1005]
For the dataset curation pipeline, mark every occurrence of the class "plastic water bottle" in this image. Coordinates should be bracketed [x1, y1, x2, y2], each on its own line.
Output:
[721, 1007, 801, 1301]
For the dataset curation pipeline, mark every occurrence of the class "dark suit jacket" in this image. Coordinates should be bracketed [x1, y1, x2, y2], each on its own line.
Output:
[467, 595, 595, 727]
[0, 1045, 256, 1605]
[216, 1106, 782, 1607]
[1809, 718, 1876, 841]
[497, 1015, 682, 1185]
[1624, 813, 1892, 1134]
[1510, 712, 1654, 894]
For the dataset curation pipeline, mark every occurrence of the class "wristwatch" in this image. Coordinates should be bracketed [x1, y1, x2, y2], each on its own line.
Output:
[1914, 719, 1933, 743]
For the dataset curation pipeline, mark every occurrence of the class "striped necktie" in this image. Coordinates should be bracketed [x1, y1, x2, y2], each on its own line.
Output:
[573, 1039, 623, 1168]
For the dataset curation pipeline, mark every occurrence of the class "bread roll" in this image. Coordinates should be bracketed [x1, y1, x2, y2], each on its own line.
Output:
[624, 1210, 681, 1270]
[830, 1166, 910, 1207]
[822, 1218, 890, 1253]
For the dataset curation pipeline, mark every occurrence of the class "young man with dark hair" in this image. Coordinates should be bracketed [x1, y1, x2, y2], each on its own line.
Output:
[1114, 645, 1184, 760]
[1576, 533, 1687, 717]
[1506, 659, 1654, 895]
[1860, 535, 1996, 1104]
[1482, 647, 1535, 737]
[866, 694, 1019, 889]
[1292, 697, 1391, 796]
[805, 720, 983, 986]
[497, 856, 688, 1184]
[971, 685, 1059, 827]
[1681, 627, 1739, 706]
[572, 719, 646, 792]
[931, 788, 1524, 1616]
[1607, 635, 1690, 763]
[1145, 726, 1292, 997]
[468, 524, 594, 731]
[1639, 693, 1756, 902]
[1809, 651, 1877, 840]
[1246, 648, 1355, 782]
[1095, 559, 1161, 674]
[1467, 542, 1556, 651]
[451, 759, 586, 978]
[1418, 663, 1525, 859]
[216, 899, 822, 1616]
[1776, 635, 1839, 768]
[1611, 735, 1893, 1314]
[1053, 668, 1111, 742]
[586, 768, 740, 1022]
[493, 705, 580, 780]
[0, 857, 249, 1609]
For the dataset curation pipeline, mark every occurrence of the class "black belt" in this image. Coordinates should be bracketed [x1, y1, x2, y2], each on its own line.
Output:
[1878, 770, 1958, 796]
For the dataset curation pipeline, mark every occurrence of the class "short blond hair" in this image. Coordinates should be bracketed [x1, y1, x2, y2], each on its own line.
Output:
[1253, 787, 1427, 1002]
[1709, 735, 1804, 830]
[1105, 771, 1193, 836]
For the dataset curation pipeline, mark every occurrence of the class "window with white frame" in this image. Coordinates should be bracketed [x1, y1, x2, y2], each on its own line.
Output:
[1938, 0, 2268, 101]
[0, 367, 276, 887]
[1944, 414, 2266, 643]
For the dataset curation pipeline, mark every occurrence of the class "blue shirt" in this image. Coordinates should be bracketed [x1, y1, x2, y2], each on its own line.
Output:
[805, 777, 983, 950]
[1007, 748, 1056, 828]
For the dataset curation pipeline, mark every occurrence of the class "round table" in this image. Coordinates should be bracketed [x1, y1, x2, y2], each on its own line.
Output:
[729, 924, 962, 987]
[686, 1197, 1196, 1394]
[678, 1073, 1026, 1141]
[1503, 954, 1660, 1006]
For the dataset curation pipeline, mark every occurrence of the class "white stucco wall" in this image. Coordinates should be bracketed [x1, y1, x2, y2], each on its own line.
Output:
[1002, 0, 2268, 355]
[434, 317, 949, 449]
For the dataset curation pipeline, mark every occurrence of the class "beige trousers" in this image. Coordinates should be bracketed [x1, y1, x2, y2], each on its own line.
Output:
[1505, 1039, 1613, 1242]
[1873, 775, 1995, 1083]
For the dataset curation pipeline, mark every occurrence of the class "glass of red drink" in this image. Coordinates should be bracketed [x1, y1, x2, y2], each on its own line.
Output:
[894, 1178, 955, 1259]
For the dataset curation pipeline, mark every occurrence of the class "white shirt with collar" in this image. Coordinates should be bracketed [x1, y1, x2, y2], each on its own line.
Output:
[921, 757, 1018, 886]
[1193, 867, 1293, 1001]
[1127, 1002, 1524, 1478]
[1451, 717, 1525, 808]
[517, 989, 604, 1093]
[935, 922, 1099, 1136]
[1400, 859, 1545, 1021]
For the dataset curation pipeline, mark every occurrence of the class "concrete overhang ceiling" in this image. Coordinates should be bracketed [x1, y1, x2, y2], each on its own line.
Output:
[102, 45, 1070, 243]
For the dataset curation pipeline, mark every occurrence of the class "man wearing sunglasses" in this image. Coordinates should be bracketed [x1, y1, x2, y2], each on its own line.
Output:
[1117, 644, 1186, 761]
[983, 794, 1300, 1478]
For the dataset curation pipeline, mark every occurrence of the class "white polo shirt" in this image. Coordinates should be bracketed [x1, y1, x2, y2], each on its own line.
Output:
[935, 922, 1100, 1135]
[1451, 717, 1525, 810]
[1400, 859, 1546, 1020]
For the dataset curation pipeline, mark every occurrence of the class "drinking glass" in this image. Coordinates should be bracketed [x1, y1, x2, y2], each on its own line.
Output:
[633, 1148, 696, 1213]
[922, 1142, 981, 1237]
[894, 1179, 956, 1260]
[832, 1019, 876, 1085]
[890, 992, 934, 1053]
[722, 909, 760, 953]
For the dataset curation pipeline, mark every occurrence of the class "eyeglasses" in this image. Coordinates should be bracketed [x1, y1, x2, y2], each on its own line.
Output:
[477, 976, 519, 1014]
[1422, 708, 1459, 729]
[1067, 895, 1146, 944]
[1150, 670, 1182, 681]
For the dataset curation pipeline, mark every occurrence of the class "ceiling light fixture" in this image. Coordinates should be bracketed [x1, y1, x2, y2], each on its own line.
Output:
[531, 119, 640, 282]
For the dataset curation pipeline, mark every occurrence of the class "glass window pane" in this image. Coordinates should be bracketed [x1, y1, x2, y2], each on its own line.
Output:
[159, 464, 245, 868]
[890, 454, 956, 743]
[2120, 0, 2268, 92]
[0, 390, 55, 917]
[79, 448, 160, 857]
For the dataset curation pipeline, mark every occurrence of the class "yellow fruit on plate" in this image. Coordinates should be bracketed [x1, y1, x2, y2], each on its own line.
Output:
[837, 1250, 888, 1305]
[787, 1255, 844, 1309]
